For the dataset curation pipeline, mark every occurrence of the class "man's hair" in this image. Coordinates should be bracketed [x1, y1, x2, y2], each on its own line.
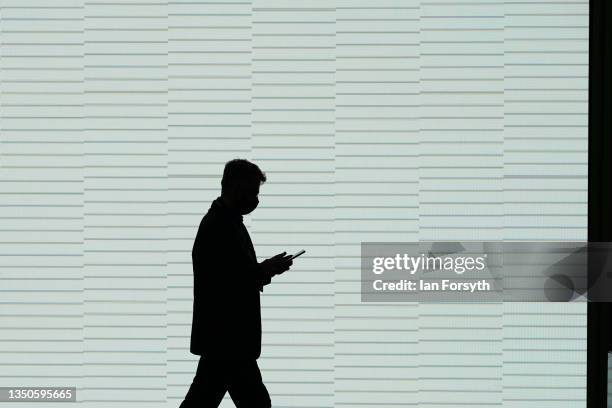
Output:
[221, 159, 267, 194]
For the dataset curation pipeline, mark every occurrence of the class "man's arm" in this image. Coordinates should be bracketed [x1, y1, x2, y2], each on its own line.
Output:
[233, 252, 274, 292]
[257, 252, 293, 292]
[253, 262, 273, 292]
[236, 252, 294, 292]
[194, 218, 288, 292]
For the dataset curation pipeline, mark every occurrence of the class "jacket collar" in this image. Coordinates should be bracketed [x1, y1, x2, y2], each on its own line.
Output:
[211, 196, 243, 222]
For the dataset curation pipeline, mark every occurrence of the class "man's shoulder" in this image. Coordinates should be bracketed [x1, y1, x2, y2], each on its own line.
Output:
[201, 205, 228, 227]
[198, 206, 234, 239]
[193, 210, 226, 254]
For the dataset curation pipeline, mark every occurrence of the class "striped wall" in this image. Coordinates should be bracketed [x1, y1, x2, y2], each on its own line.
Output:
[0, 1, 589, 407]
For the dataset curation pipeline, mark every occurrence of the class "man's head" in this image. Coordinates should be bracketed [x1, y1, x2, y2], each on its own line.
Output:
[221, 159, 267, 215]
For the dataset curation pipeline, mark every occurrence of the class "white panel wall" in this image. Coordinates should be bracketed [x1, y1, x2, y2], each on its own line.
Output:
[0, 1, 589, 407]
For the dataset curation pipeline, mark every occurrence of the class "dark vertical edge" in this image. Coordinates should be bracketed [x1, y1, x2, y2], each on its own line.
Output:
[588, 0, 612, 407]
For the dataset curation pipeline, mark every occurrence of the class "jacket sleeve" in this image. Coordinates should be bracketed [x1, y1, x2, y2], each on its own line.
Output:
[254, 262, 272, 292]
[195, 218, 273, 292]
[235, 250, 273, 292]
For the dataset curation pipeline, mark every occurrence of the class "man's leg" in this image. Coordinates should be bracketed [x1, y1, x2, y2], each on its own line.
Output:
[179, 357, 227, 408]
[226, 359, 271, 408]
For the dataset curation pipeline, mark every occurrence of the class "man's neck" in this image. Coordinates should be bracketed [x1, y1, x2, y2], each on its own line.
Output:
[219, 195, 240, 216]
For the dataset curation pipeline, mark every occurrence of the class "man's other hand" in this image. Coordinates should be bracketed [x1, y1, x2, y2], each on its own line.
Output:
[260, 252, 293, 276]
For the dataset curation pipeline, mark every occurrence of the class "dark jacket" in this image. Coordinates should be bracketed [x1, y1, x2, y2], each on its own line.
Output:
[189, 196, 272, 359]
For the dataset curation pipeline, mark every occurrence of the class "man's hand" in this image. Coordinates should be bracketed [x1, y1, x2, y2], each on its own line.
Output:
[260, 252, 293, 277]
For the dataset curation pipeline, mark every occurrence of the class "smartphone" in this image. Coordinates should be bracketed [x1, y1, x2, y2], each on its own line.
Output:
[289, 249, 305, 260]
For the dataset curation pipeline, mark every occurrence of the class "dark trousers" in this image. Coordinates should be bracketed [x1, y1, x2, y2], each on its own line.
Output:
[179, 357, 271, 408]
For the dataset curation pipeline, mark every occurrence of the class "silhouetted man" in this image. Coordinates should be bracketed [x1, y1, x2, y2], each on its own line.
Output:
[179, 159, 293, 408]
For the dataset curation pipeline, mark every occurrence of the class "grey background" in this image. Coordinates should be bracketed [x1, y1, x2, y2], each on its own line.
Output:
[0, 0, 590, 407]
[361, 241, 608, 303]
